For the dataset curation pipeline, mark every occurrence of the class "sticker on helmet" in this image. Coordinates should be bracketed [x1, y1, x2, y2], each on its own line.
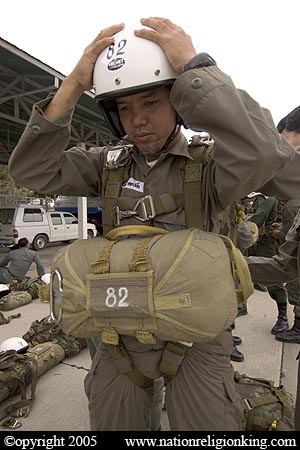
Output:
[106, 39, 127, 71]
[108, 58, 125, 71]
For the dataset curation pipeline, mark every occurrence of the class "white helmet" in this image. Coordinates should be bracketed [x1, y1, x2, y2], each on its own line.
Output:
[93, 27, 178, 138]
[246, 192, 267, 199]
[0, 284, 9, 292]
[0, 284, 9, 299]
[0, 337, 29, 354]
[41, 273, 51, 284]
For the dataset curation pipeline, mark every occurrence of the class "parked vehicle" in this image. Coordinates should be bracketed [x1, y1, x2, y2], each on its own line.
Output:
[54, 196, 103, 233]
[0, 204, 97, 250]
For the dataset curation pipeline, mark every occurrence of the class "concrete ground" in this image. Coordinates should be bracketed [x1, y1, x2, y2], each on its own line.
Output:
[0, 242, 298, 431]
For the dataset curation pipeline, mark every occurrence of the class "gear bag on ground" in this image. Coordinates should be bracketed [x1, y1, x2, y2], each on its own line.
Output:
[234, 371, 295, 431]
[50, 226, 253, 344]
[0, 291, 32, 311]
[10, 276, 46, 300]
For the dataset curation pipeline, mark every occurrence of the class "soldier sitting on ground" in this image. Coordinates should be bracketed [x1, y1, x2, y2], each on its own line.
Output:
[0, 237, 45, 284]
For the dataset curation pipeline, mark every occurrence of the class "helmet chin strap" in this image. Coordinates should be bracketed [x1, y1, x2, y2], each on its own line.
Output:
[160, 123, 181, 152]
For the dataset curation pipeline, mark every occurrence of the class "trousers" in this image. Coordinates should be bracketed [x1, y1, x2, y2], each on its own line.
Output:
[84, 330, 242, 431]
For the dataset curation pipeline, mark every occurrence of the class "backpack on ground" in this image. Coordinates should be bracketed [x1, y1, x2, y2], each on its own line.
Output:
[10, 277, 46, 300]
[22, 315, 86, 357]
[0, 291, 32, 311]
[0, 349, 37, 428]
[50, 225, 253, 344]
[234, 371, 295, 431]
[0, 342, 66, 428]
[26, 342, 65, 377]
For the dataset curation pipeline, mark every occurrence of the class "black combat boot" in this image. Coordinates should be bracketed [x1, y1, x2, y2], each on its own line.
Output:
[230, 345, 244, 362]
[276, 318, 300, 343]
[271, 305, 289, 335]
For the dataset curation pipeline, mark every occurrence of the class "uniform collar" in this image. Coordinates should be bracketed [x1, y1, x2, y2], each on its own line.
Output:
[132, 132, 193, 164]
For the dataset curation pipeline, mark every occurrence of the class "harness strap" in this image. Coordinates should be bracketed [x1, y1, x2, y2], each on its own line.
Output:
[159, 341, 189, 384]
[102, 141, 211, 234]
[103, 165, 126, 235]
[109, 342, 153, 388]
[184, 144, 210, 229]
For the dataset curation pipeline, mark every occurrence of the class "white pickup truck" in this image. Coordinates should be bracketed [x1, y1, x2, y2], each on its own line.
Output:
[0, 204, 97, 250]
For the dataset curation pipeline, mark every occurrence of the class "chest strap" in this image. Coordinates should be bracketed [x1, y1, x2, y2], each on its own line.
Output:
[102, 139, 212, 235]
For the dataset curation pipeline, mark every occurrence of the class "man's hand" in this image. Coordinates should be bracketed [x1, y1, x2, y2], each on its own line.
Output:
[134, 17, 197, 73]
[69, 23, 125, 92]
[45, 23, 124, 121]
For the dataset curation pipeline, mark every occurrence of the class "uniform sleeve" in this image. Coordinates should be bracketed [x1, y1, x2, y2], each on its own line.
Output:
[33, 253, 45, 278]
[171, 67, 298, 207]
[8, 97, 106, 197]
[245, 197, 277, 229]
[0, 254, 10, 268]
[246, 210, 300, 284]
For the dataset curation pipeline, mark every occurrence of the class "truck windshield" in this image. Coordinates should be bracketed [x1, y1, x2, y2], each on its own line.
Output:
[0, 208, 15, 224]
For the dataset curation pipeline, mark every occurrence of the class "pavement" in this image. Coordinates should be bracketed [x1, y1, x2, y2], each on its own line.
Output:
[0, 242, 299, 431]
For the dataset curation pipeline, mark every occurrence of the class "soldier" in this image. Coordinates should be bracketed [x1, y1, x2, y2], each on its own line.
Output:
[8, 18, 300, 430]
[246, 208, 300, 430]
[273, 106, 300, 344]
[246, 195, 289, 334]
[0, 237, 45, 284]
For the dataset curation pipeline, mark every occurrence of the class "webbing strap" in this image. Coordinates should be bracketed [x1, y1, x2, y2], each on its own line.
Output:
[90, 240, 116, 274]
[103, 165, 126, 235]
[0, 312, 21, 325]
[129, 238, 152, 272]
[242, 392, 279, 411]
[109, 343, 153, 388]
[159, 341, 189, 384]
[184, 145, 209, 229]
[0, 358, 38, 429]
[102, 142, 210, 234]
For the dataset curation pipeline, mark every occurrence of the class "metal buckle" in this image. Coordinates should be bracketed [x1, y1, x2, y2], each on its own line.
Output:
[243, 398, 253, 411]
[133, 196, 156, 222]
[15, 406, 31, 418]
[50, 269, 63, 323]
[115, 206, 139, 226]
[115, 195, 156, 225]
[2, 417, 22, 429]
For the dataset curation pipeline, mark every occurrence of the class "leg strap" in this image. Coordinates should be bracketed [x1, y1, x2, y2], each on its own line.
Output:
[110, 340, 189, 388]
[159, 342, 189, 384]
[109, 343, 153, 388]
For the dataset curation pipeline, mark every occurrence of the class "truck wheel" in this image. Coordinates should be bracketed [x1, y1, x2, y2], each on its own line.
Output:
[87, 230, 94, 239]
[32, 234, 48, 250]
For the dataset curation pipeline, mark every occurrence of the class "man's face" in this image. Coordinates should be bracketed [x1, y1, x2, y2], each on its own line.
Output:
[116, 87, 177, 159]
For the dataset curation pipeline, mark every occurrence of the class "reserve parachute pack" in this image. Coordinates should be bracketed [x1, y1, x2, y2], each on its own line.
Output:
[234, 371, 295, 431]
[50, 225, 253, 344]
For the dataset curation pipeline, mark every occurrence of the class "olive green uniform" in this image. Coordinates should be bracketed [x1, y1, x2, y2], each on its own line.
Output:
[8, 66, 300, 430]
[247, 197, 287, 306]
[278, 200, 300, 319]
[247, 209, 300, 430]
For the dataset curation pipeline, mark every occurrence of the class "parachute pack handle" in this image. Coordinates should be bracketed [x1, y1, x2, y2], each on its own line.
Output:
[105, 225, 169, 240]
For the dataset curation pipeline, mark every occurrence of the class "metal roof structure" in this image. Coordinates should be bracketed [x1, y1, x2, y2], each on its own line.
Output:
[0, 37, 117, 164]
